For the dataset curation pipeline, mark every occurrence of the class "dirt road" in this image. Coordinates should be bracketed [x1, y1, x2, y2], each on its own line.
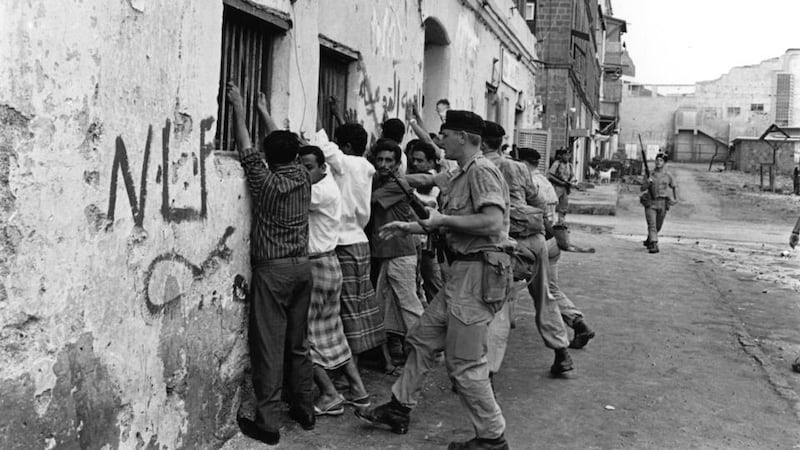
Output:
[223, 164, 800, 449]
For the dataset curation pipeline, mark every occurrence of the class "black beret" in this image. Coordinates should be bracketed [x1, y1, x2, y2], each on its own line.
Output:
[517, 147, 540, 162]
[656, 152, 668, 161]
[442, 110, 485, 136]
[482, 121, 505, 139]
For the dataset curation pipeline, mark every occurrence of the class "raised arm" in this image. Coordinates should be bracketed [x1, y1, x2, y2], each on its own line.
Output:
[256, 91, 278, 135]
[406, 104, 446, 160]
[227, 82, 258, 160]
[228, 82, 270, 196]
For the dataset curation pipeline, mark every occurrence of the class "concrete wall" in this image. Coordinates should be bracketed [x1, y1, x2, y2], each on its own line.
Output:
[619, 50, 800, 154]
[733, 140, 800, 176]
[673, 131, 726, 163]
[0, 0, 538, 448]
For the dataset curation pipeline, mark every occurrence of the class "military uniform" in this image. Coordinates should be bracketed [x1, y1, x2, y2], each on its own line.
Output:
[642, 164, 677, 252]
[391, 151, 511, 440]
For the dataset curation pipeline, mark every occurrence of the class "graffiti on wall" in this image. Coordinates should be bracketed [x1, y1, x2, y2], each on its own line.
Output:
[106, 117, 214, 231]
[356, 62, 421, 142]
[370, 5, 403, 59]
[143, 226, 243, 316]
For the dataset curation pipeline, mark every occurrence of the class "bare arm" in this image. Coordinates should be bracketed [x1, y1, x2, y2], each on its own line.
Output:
[405, 173, 436, 189]
[227, 82, 258, 159]
[256, 92, 278, 134]
[329, 96, 344, 127]
[227, 82, 270, 197]
[423, 205, 504, 236]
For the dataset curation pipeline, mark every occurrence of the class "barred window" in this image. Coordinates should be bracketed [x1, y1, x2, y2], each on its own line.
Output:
[317, 47, 353, 139]
[216, 0, 288, 151]
[775, 73, 793, 126]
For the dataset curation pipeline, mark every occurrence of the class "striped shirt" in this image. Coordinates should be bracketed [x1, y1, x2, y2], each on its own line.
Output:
[241, 152, 311, 261]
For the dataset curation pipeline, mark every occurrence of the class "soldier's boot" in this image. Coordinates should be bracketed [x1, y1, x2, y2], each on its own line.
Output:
[569, 319, 596, 349]
[648, 242, 660, 254]
[448, 435, 509, 450]
[550, 348, 574, 376]
[354, 395, 410, 434]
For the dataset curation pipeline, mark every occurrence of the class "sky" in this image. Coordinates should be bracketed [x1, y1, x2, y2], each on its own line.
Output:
[610, 0, 800, 85]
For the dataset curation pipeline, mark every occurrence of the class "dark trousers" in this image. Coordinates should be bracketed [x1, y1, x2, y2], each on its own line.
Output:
[249, 257, 313, 432]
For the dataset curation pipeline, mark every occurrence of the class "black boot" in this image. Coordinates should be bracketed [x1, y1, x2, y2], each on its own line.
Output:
[448, 435, 509, 450]
[288, 406, 316, 430]
[550, 348, 574, 376]
[648, 242, 659, 253]
[355, 395, 410, 434]
[237, 417, 280, 446]
[569, 319, 596, 349]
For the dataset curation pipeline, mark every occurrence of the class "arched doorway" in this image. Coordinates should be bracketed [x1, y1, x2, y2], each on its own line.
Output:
[422, 17, 451, 130]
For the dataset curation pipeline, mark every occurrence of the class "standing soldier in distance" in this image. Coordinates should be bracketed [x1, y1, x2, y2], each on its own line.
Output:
[642, 152, 679, 254]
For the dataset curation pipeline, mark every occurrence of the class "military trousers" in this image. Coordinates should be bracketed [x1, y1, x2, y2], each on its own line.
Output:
[392, 260, 506, 440]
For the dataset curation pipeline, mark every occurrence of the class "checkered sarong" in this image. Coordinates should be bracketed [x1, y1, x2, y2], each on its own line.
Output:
[308, 253, 351, 370]
[336, 242, 386, 353]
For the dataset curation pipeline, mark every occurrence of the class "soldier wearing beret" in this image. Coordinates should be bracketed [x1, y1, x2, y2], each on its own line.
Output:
[357, 110, 512, 450]
[642, 152, 679, 253]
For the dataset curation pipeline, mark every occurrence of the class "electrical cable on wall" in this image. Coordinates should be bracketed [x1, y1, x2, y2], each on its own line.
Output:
[290, 1, 307, 133]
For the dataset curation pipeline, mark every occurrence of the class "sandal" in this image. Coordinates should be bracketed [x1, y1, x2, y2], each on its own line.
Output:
[314, 394, 345, 416]
[343, 393, 371, 408]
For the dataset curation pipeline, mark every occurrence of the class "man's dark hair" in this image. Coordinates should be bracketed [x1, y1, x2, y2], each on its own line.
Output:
[483, 135, 503, 150]
[298, 145, 325, 166]
[436, 99, 450, 107]
[381, 118, 406, 143]
[373, 138, 402, 164]
[262, 130, 300, 165]
[405, 139, 421, 156]
[517, 147, 540, 164]
[411, 141, 438, 163]
[334, 123, 368, 156]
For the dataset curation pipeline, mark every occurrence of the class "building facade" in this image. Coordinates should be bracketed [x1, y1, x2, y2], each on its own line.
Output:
[0, 0, 539, 448]
[620, 49, 800, 163]
[597, 0, 634, 161]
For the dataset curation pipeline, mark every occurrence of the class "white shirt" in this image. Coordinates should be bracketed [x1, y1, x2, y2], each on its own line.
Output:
[308, 173, 342, 254]
[316, 130, 375, 246]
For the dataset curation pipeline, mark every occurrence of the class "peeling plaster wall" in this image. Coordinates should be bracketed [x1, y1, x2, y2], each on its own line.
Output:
[0, 0, 538, 448]
[1, 0, 251, 448]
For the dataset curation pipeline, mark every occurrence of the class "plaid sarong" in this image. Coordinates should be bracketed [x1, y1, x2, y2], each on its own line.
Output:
[336, 242, 386, 353]
[308, 254, 351, 370]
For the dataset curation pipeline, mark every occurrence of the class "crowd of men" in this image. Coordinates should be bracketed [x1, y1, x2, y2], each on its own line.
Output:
[226, 81, 595, 450]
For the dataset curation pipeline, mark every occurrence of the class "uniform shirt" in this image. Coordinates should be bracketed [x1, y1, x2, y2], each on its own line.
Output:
[434, 153, 511, 255]
[485, 152, 545, 210]
[240, 153, 310, 261]
[649, 169, 677, 200]
[549, 159, 575, 184]
[529, 166, 559, 220]
[308, 173, 342, 255]
[317, 131, 374, 246]
[368, 176, 418, 259]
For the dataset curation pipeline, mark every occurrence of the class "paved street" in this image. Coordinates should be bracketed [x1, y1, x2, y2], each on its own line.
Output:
[224, 165, 800, 449]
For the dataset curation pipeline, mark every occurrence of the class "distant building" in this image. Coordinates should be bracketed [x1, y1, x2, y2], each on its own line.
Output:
[619, 49, 800, 162]
[533, 0, 633, 180]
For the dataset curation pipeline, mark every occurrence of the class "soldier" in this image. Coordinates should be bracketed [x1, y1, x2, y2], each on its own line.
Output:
[548, 148, 579, 225]
[356, 110, 512, 450]
[642, 152, 679, 253]
[481, 124, 574, 378]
